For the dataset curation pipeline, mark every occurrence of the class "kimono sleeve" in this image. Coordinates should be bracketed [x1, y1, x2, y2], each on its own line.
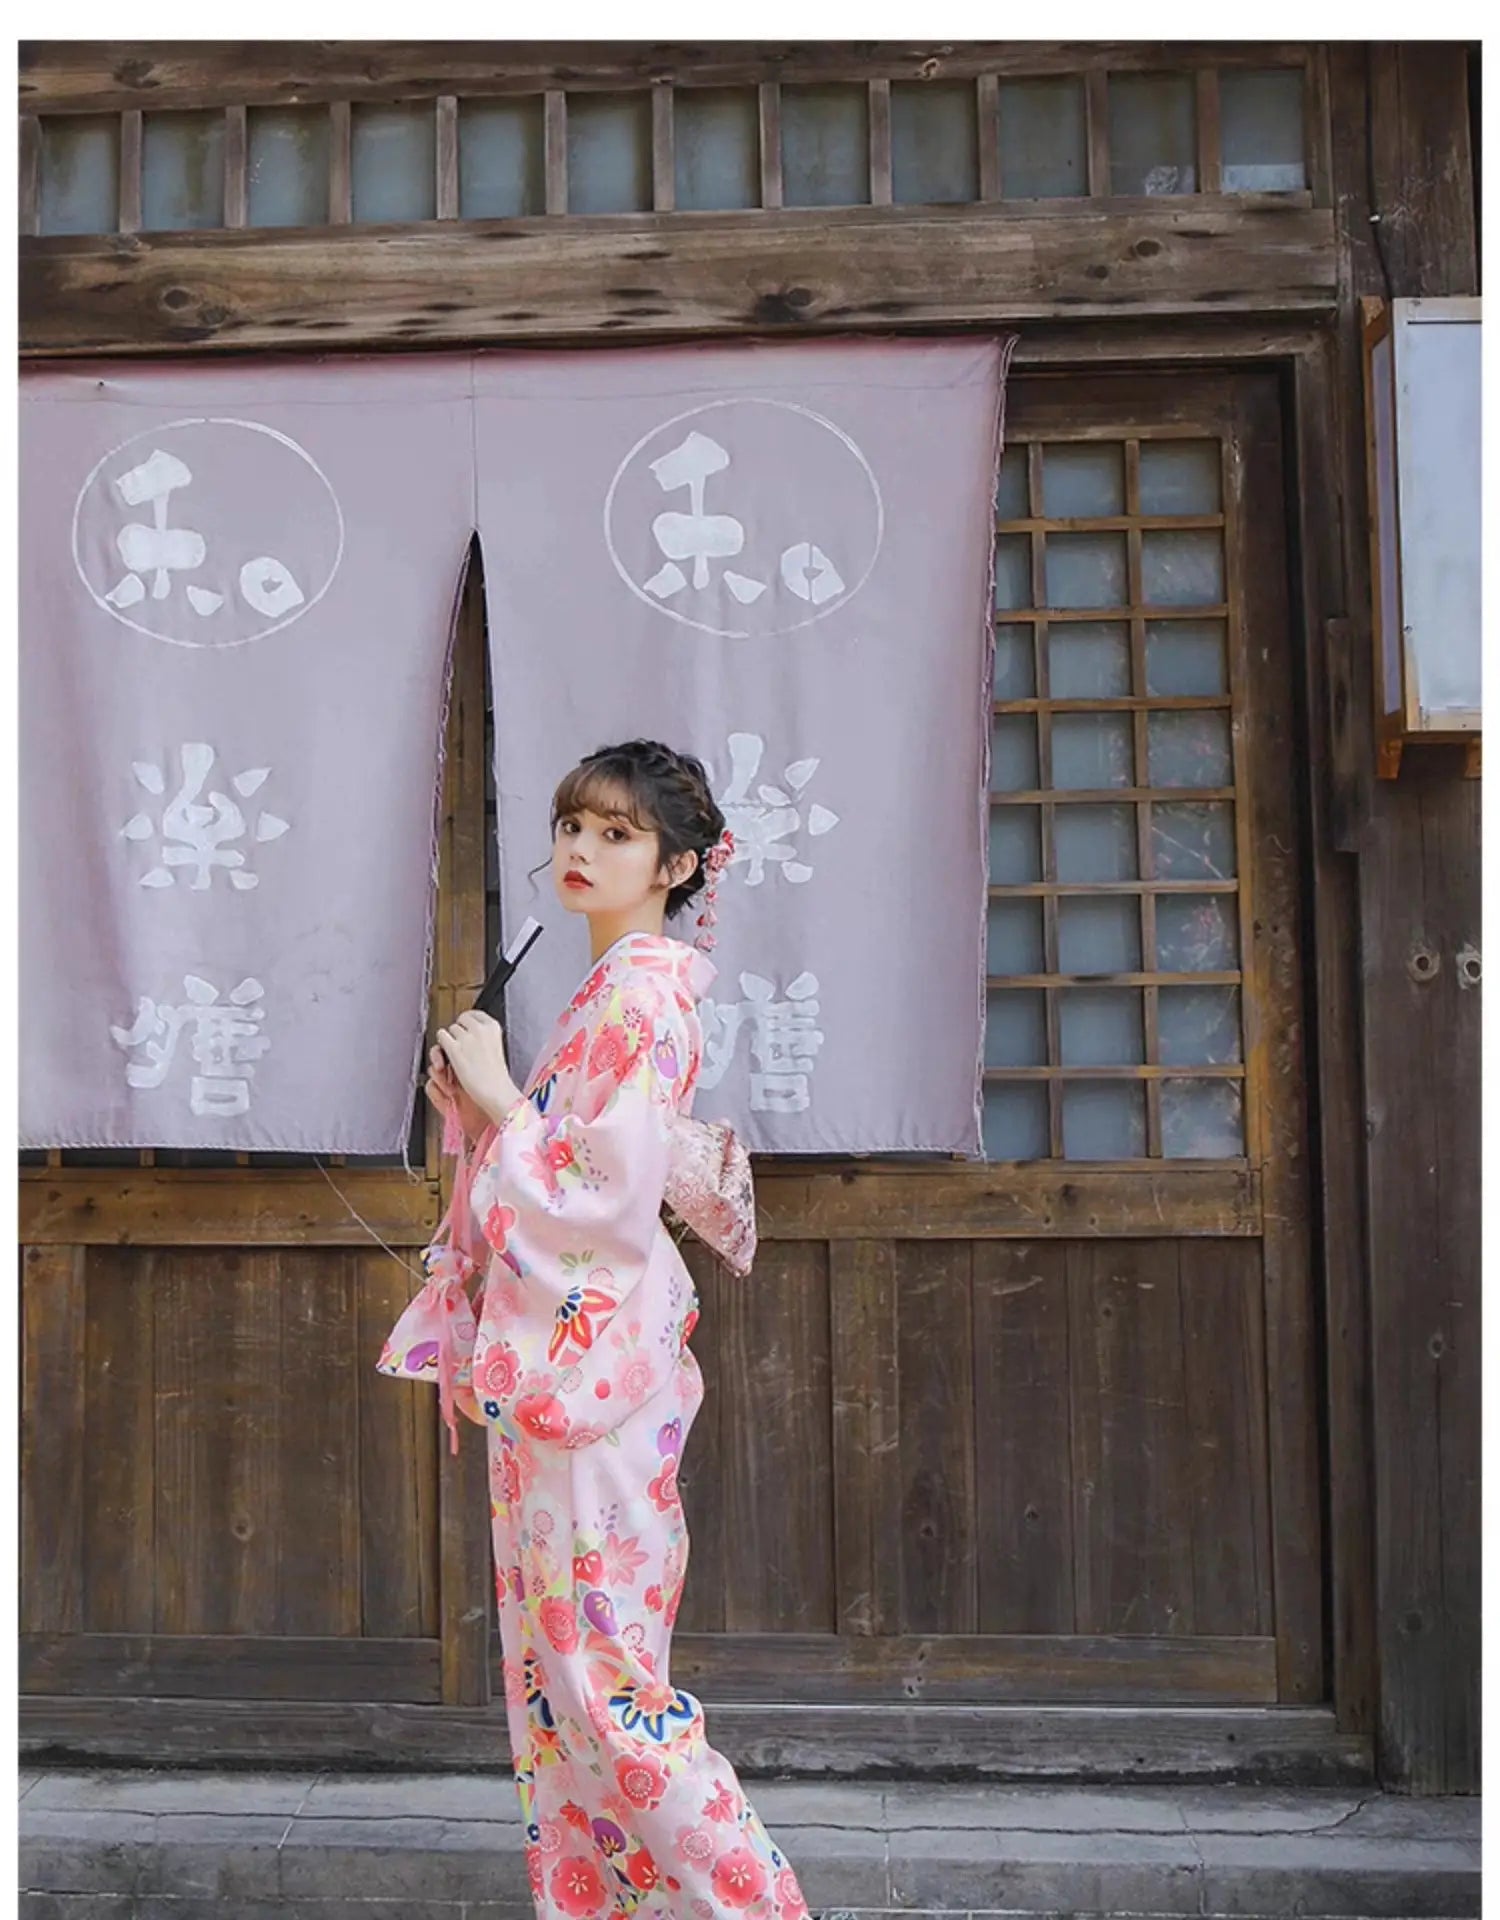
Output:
[464, 974, 696, 1447]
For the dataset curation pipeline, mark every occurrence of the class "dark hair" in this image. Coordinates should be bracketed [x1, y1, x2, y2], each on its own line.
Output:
[527, 740, 726, 924]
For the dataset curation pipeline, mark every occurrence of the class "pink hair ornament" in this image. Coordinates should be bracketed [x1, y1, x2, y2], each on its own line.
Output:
[692, 827, 735, 952]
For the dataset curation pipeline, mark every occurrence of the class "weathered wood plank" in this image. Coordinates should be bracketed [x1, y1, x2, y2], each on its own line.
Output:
[673, 1239, 727, 1634]
[435, 94, 458, 218]
[19, 205, 1338, 356]
[357, 1246, 440, 1639]
[223, 102, 247, 227]
[118, 109, 142, 233]
[20, 113, 41, 235]
[19, 1168, 441, 1245]
[21, 1245, 87, 1633]
[21, 1633, 441, 1701]
[81, 1248, 156, 1633]
[895, 1241, 977, 1634]
[828, 1239, 902, 1636]
[278, 1250, 361, 1634]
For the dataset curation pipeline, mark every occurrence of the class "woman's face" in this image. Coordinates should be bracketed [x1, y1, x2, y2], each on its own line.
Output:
[552, 786, 694, 920]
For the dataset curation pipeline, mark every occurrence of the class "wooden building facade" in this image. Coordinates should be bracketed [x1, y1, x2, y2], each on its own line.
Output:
[18, 41, 1480, 1794]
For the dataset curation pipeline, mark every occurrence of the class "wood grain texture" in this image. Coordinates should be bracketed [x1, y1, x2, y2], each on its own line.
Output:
[20, 113, 41, 235]
[21, 1245, 87, 1633]
[22, 1633, 441, 1701]
[19, 1168, 440, 1244]
[81, 1248, 156, 1633]
[829, 1239, 902, 1636]
[278, 1250, 361, 1634]
[357, 1246, 440, 1638]
[223, 102, 247, 226]
[895, 1241, 977, 1634]
[673, 1240, 726, 1634]
[19, 205, 1337, 356]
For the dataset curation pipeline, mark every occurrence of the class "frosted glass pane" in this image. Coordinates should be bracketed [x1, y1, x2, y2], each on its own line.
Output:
[1109, 73, 1197, 195]
[1160, 986, 1242, 1065]
[1142, 531, 1224, 606]
[1155, 894, 1239, 971]
[1058, 896, 1141, 973]
[352, 104, 435, 223]
[1152, 802, 1237, 880]
[986, 990, 1048, 1067]
[991, 716, 1038, 792]
[1163, 1079, 1244, 1157]
[1063, 1082, 1146, 1159]
[990, 807, 1042, 883]
[984, 1083, 1050, 1159]
[998, 78, 1086, 198]
[460, 98, 545, 218]
[40, 115, 119, 234]
[892, 80, 978, 204]
[568, 92, 651, 214]
[993, 626, 1036, 699]
[1043, 444, 1124, 518]
[1045, 534, 1127, 609]
[994, 535, 1033, 611]
[1053, 714, 1134, 790]
[674, 88, 759, 210]
[988, 899, 1045, 975]
[247, 108, 329, 228]
[1147, 711, 1233, 788]
[782, 84, 869, 206]
[1139, 440, 1221, 514]
[1055, 805, 1138, 882]
[1049, 623, 1131, 698]
[1145, 619, 1227, 696]
[142, 111, 224, 230]
[1059, 988, 1143, 1066]
[1221, 68, 1306, 192]
[996, 446, 1030, 519]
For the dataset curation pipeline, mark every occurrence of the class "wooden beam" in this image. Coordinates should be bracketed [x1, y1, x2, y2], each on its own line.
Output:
[869, 77, 892, 206]
[435, 94, 458, 218]
[651, 82, 674, 212]
[543, 89, 566, 215]
[223, 102, 247, 227]
[20, 1168, 440, 1246]
[328, 99, 351, 223]
[20, 113, 41, 236]
[1196, 68, 1223, 196]
[757, 82, 782, 208]
[21, 1632, 442, 1701]
[1085, 68, 1110, 198]
[19, 204, 1337, 356]
[118, 108, 142, 232]
[976, 74, 1000, 201]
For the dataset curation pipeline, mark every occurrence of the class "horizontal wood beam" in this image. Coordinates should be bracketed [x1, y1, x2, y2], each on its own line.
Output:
[20, 1169, 441, 1246]
[21, 1633, 441, 1702]
[20, 41, 1322, 115]
[19, 204, 1336, 356]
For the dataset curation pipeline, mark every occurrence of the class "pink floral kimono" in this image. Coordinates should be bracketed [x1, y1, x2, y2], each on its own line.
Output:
[379, 931, 808, 1920]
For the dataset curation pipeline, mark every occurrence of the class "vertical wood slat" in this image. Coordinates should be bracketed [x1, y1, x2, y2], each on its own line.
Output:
[435, 95, 458, 219]
[358, 1245, 440, 1637]
[118, 109, 142, 233]
[895, 1241, 978, 1633]
[83, 1249, 156, 1633]
[977, 74, 1001, 201]
[651, 84, 675, 212]
[829, 1239, 902, 1636]
[279, 1250, 361, 1634]
[673, 1241, 726, 1634]
[868, 78, 893, 206]
[20, 113, 41, 236]
[758, 82, 783, 209]
[223, 103, 247, 227]
[1028, 440, 1064, 1159]
[21, 1246, 87, 1634]
[1085, 69, 1110, 199]
[1195, 69, 1224, 196]
[328, 100, 351, 223]
[1124, 438, 1161, 1156]
[1304, 45, 1334, 209]
[543, 90, 567, 215]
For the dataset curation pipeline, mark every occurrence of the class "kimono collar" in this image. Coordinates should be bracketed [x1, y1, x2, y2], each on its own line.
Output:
[607, 930, 718, 1004]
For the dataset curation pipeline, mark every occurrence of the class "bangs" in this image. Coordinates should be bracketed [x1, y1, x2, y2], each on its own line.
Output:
[551, 761, 657, 834]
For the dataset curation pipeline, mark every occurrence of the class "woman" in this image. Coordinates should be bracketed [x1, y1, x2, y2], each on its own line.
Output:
[380, 739, 810, 1920]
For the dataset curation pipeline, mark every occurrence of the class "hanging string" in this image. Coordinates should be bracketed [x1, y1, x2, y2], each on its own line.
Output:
[311, 1153, 427, 1286]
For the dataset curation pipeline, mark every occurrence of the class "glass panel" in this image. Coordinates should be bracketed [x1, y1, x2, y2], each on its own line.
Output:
[892, 80, 978, 204]
[991, 716, 1038, 792]
[567, 92, 652, 214]
[142, 110, 224, 230]
[1155, 894, 1240, 971]
[1221, 68, 1307, 193]
[781, 84, 869, 206]
[988, 899, 1046, 975]
[460, 97, 545, 218]
[1058, 896, 1142, 973]
[996, 446, 1030, 520]
[1055, 805, 1139, 882]
[984, 1083, 1051, 1159]
[993, 625, 1036, 699]
[990, 806, 1042, 883]
[1052, 714, 1134, 790]
[1042, 443, 1125, 518]
[998, 78, 1086, 198]
[993, 535, 1033, 611]
[1145, 619, 1228, 696]
[1152, 802, 1237, 880]
[674, 87, 759, 210]
[247, 108, 330, 227]
[1162, 1078, 1245, 1157]
[1109, 73, 1197, 195]
[1138, 440, 1222, 514]
[40, 115, 119, 234]
[1142, 531, 1225, 605]
[1147, 711, 1233, 788]
[352, 103, 435, 223]
[1049, 622, 1131, 698]
[1059, 988, 1144, 1065]
[1160, 986, 1243, 1065]
[1045, 534, 1127, 610]
[985, 990, 1048, 1067]
[1063, 1082, 1147, 1159]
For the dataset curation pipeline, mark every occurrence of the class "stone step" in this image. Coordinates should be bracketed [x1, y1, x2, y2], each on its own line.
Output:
[19, 1770, 1481, 1920]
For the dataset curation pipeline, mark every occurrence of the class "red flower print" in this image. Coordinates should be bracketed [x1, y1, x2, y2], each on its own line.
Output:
[676, 1826, 715, 1866]
[516, 1394, 570, 1443]
[539, 1598, 578, 1654]
[588, 1023, 633, 1081]
[476, 1341, 521, 1399]
[627, 1847, 663, 1892]
[558, 1029, 587, 1072]
[547, 1284, 618, 1364]
[774, 1866, 810, 1919]
[573, 1549, 605, 1587]
[526, 1846, 546, 1898]
[550, 1852, 609, 1918]
[644, 1584, 665, 1612]
[702, 1781, 738, 1824]
[482, 1201, 517, 1253]
[542, 1135, 575, 1173]
[602, 1530, 648, 1587]
[711, 1847, 768, 1908]
[647, 1458, 681, 1513]
[615, 1749, 670, 1810]
[560, 1800, 591, 1834]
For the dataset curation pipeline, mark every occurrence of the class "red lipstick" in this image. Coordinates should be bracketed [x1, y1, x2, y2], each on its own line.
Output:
[564, 872, 593, 889]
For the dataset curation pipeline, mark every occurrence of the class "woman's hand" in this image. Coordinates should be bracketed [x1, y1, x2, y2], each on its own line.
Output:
[433, 1008, 525, 1130]
[423, 1044, 490, 1143]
